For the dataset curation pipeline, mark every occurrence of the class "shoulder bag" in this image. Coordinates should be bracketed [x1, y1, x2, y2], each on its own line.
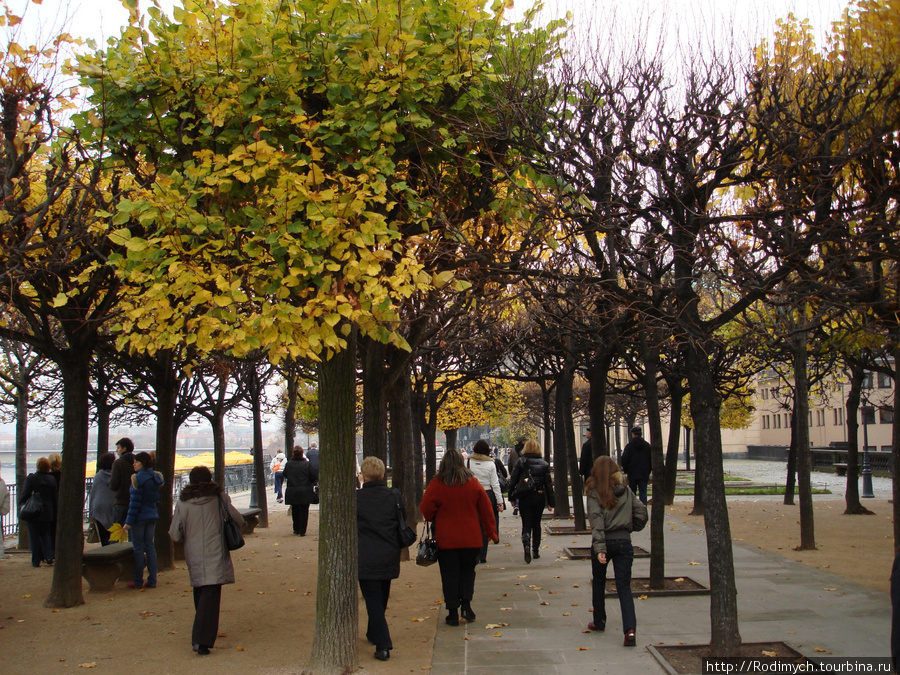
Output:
[393, 489, 418, 548]
[20, 492, 43, 521]
[415, 521, 438, 566]
[510, 460, 537, 500]
[219, 494, 245, 551]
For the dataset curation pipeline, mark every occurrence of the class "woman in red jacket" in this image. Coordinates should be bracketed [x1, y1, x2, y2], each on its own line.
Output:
[420, 449, 498, 627]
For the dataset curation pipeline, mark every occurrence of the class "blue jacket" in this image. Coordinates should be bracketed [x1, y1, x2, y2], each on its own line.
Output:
[125, 468, 164, 525]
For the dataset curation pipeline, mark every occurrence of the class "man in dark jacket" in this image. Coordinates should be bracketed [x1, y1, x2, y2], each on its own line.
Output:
[621, 427, 652, 505]
[109, 437, 135, 525]
[578, 428, 593, 483]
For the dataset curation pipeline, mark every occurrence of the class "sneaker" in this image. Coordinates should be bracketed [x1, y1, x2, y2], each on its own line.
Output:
[624, 629, 636, 647]
[126, 581, 143, 589]
[277, 498, 284, 503]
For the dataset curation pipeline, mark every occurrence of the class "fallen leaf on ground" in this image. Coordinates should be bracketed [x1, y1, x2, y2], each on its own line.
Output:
[411, 617, 430, 622]
[492, 632, 502, 637]
[824, 588, 837, 592]
[576, 647, 589, 651]
[563, 612, 572, 616]
[674, 578, 684, 583]
[79, 663, 98, 668]
[814, 648, 830, 653]
[638, 595, 648, 600]
[762, 651, 777, 657]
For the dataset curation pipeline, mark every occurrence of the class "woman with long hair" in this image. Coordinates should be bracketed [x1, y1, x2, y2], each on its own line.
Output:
[585, 455, 647, 647]
[169, 465, 244, 655]
[420, 449, 497, 627]
[508, 439, 554, 563]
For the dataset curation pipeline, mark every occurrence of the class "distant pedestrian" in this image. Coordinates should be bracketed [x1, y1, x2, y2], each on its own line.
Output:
[48, 452, 62, 541]
[420, 449, 497, 627]
[89, 452, 117, 546]
[578, 428, 593, 483]
[20, 457, 57, 567]
[123, 451, 164, 589]
[306, 443, 320, 475]
[585, 455, 647, 647]
[467, 439, 504, 564]
[356, 456, 404, 662]
[508, 438, 524, 474]
[169, 465, 244, 656]
[621, 427, 652, 505]
[0, 476, 11, 559]
[508, 439, 554, 563]
[109, 437, 136, 526]
[283, 446, 317, 536]
[270, 450, 287, 503]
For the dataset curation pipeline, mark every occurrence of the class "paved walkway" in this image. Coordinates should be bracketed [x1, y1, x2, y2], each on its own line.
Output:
[429, 462, 892, 674]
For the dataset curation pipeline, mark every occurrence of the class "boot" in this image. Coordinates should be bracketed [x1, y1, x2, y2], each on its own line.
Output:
[523, 535, 532, 564]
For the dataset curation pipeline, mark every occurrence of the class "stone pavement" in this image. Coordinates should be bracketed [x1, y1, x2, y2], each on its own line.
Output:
[430, 485, 892, 673]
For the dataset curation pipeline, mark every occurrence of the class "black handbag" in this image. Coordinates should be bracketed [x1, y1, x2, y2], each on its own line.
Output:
[393, 489, 418, 548]
[415, 521, 438, 566]
[510, 460, 537, 500]
[219, 494, 244, 551]
[20, 492, 43, 521]
[310, 484, 320, 505]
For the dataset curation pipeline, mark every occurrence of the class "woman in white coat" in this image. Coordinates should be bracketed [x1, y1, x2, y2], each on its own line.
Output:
[169, 465, 244, 656]
[467, 439, 504, 563]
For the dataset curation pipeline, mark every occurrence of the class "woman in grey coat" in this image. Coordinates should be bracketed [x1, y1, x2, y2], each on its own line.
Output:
[88, 452, 116, 546]
[169, 465, 244, 656]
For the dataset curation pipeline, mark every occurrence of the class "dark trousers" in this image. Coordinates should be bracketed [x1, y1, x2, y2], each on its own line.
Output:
[631, 478, 649, 505]
[518, 493, 545, 552]
[26, 521, 53, 567]
[437, 548, 479, 611]
[291, 503, 310, 535]
[131, 519, 158, 585]
[359, 579, 393, 651]
[591, 538, 636, 633]
[192, 584, 223, 649]
[478, 493, 499, 562]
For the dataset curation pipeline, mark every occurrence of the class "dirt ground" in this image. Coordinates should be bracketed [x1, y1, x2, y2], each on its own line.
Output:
[0, 495, 894, 673]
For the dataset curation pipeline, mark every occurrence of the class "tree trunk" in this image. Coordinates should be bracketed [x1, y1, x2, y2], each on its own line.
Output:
[307, 327, 359, 675]
[794, 328, 816, 550]
[152, 356, 179, 572]
[541, 381, 553, 462]
[892, 345, 900, 554]
[783, 413, 797, 506]
[642, 343, 666, 590]
[411, 392, 425, 506]
[587, 348, 614, 458]
[361, 337, 388, 463]
[844, 363, 872, 514]
[663, 379, 684, 505]
[552, 374, 570, 519]
[284, 361, 298, 454]
[558, 359, 584, 528]
[15, 388, 30, 551]
[95, 400, 111, 463]
[689, 426, 703, 516]
[688, 345, 741, 656]
[421, 389, 439, 484]
[388, 365, 416, 560]
[249, 366, 269, 528]
[45, 358, 91, 608]
[445, 429, 458, 453]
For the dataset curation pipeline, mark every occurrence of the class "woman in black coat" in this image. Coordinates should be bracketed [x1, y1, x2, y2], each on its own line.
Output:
[508, 439, 555, 564]
[356, 456, 404, 662]
[282, 446, 318, 536]
[21, 456, 59, 567]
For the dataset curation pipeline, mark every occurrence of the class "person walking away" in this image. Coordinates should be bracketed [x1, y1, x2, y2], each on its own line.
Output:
[20, 457, 58, 567]
[356, 456, 404, 662]
[89, 452, 117, 546]
[123, 451, 164, 589]
[169, 465, 244, 656]
[621, 427, 652, 505]
[109, 437, 136, 526]
[420, 449, 497, 627]
[585, 455, 647, 647]
[306, 443, 320, 475]
[282, 446, 318, 535]
[578, 428, 593, 484]
[467, 439, 504, 563]
[270, 450, 287, 503]
[508, 439, 554, 563]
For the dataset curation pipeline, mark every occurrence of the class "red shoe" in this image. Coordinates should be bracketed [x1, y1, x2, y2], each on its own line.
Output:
[624, 629, 636, 647]
[126, 582, 143, 589]
[588, 622, 605, 632]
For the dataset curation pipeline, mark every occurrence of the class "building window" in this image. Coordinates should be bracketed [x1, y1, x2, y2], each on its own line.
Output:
[880, 408, 894, 424]
[878, 372, 892, 388]
[882, 445, 893, 453]
[861, 407, 876, 425]
[863, 372, 874, 389]
[816, 409, 825, 426]
[833, 408, 843, 426]
[809, 411, 813, 426]
[785, 413, 791, 428]
[774, 415, 780, 429]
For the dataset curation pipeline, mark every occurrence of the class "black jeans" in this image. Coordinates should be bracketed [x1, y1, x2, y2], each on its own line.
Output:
[27, 521, 53, 567]
[192, 585, 222, 649]
[479, 492, 499, 562]
[591, 538, 636, 633]
[437, 548, 479, 611]
[518, 492, 545, 551]
[359, 579, 393, 651]
[291, 503, 310, 535]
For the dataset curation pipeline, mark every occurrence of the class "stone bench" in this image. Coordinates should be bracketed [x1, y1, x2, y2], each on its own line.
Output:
[240, 507, 262, 535]
[82, 542, 134, 593]
[834, 463, 848, 476]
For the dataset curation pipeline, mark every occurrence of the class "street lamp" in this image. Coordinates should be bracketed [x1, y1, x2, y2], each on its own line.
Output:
[861, 396, 875, 499]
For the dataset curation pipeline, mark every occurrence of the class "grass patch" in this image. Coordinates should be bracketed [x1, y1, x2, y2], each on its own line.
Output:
[673, 486, 831, 496]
